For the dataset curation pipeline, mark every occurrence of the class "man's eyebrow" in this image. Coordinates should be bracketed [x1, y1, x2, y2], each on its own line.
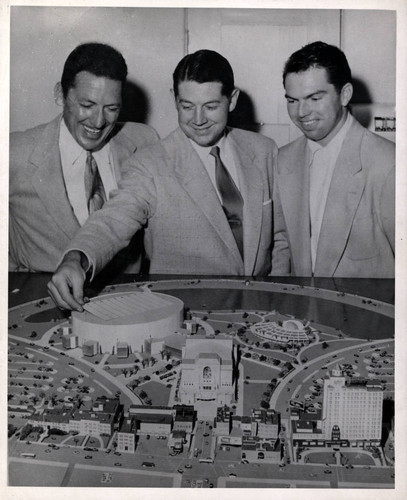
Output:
[178, 98, 221, 104]
[306, 90, 327, 98]
[78, 98, 95, 104]
[80, 98, 121, 106]
[285, 90, 327, 100]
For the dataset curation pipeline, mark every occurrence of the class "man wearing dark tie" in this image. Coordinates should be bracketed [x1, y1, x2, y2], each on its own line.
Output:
[48, 49, 288, 310]
[9, 42, 158, 272]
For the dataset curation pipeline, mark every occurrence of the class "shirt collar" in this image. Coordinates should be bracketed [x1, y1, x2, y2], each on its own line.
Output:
[59, 118, 84, 165]
[189, 133, 227, 162]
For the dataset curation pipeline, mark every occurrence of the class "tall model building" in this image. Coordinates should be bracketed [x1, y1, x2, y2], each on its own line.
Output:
[322, 365, 383, 445]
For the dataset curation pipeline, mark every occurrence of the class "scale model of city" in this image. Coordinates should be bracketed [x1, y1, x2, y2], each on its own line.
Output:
[8, 279, 394, 488]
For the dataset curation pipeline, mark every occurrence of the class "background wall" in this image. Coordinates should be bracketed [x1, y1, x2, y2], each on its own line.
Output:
[342, 9, 396, 105]
[10, 7, 396, 145]
[10, 7, 185, 138]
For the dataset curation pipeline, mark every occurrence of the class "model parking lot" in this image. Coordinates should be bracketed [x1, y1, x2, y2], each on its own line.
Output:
[9, 278, 394, 488]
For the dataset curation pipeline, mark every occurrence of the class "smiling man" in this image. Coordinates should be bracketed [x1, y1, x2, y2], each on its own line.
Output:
[9, 43, 158, 272]
[48, 49, 287, 310]
[273, 41, 395, 277]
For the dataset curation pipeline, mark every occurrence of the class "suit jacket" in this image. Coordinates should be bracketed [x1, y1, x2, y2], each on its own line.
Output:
[66, 127, 284, 276]
[273, 115, 395, 278]
[9, 114, 159, 272]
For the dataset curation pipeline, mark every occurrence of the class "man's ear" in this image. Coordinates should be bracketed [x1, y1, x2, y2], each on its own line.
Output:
[54, 82, 64, 106]
[228, 88, 240, 112]
[340, 83, 353, 107]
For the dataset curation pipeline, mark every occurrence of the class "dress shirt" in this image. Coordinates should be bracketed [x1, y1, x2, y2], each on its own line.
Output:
[59, 120, 117, 226]
[189, 133, 241, 202]
[308, 112, 352, 272]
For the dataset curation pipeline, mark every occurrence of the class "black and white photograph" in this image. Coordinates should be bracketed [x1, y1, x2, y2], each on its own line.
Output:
[4, 0, 405, 497]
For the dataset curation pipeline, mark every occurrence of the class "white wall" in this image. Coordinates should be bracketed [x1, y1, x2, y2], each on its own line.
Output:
[10, 7, 185, 138]
[342, 9, 396, 105]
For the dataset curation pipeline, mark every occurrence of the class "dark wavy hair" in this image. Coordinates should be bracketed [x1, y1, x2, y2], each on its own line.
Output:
[61, 43, 127, 98]
[173, 49, 235, 97]
[283, 41, 352, 93]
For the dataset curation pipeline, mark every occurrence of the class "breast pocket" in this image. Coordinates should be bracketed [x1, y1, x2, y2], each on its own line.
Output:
[347, 213, 380, 261]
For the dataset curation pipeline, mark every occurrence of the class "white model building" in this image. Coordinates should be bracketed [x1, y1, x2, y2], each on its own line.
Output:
[322, 365, 383, 445]
[71, 291, 184, 354]
[62, 333, 78, 349]
[251, 319, 310, 345]
[179, 335, 234, 410]
[82, 340, 99, 357]
[117, 417, 137, 453]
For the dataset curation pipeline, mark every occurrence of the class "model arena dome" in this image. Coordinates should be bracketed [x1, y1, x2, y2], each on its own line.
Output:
[251, 318, 310, 345]
[72, 291, 184, 353]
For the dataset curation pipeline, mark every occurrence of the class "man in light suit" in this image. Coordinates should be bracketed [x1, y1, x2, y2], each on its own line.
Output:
[273, 41, 394, 278]
[48, 49, 286, 310]
[9, 42, 158, 272]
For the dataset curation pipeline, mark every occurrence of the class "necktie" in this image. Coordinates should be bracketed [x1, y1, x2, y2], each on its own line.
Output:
[210, 146, 244, 259]
[84, 151, 107, 213]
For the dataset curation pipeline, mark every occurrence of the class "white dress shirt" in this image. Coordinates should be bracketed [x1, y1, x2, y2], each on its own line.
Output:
[308, 112, 352, 272]
[59, 120, 117, 226]
[189, 134, 241, 202]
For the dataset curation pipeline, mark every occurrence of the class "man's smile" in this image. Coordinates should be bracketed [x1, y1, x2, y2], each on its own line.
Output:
[299, 119, 318, 127]
[83, 125, 105, 137]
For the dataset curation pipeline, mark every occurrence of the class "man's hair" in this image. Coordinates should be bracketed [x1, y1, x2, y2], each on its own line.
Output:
[61, 43, 128, 98]
[173, 49, 235, 97]
[283, 41, 352, 93]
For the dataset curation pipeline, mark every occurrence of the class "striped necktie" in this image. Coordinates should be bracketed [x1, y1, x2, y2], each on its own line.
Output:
[210, 146, 244, 259]
[84, 151, 107, 213]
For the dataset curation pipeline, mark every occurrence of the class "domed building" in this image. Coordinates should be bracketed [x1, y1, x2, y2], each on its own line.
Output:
[251, 318, 311, 345]
[72, 290, 184, 354]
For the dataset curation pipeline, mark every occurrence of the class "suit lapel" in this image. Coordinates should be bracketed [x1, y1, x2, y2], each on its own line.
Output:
[228, 130, 263, 275]
[314, 117, 366, 276]
[277, 138, 312, 275]
[110, 124, 138, 182]
[30, 115, 81, 238]
[170, 129, 243, 269]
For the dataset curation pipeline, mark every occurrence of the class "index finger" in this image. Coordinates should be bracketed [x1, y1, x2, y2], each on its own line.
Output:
[47, 279, 84, 312]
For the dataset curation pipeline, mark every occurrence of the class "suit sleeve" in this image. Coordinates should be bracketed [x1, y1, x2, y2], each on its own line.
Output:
[270, 174, 291, 276]
[9, 132, 26, 271]
[8, 223, 20, 271]
[261, 137, 290, 276]
[64, 154, 158, 278]
[269, 148, 290, 275]
[379, 167, 395, 253]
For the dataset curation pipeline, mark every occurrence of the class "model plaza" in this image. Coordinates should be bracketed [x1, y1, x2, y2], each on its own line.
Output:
[8, 279, 394, 487]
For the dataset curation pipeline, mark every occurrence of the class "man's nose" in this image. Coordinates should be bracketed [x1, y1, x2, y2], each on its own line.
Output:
[90, 108, 106, 128]
[298, 100, 311, 117]
[193, 107, 207, 125]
